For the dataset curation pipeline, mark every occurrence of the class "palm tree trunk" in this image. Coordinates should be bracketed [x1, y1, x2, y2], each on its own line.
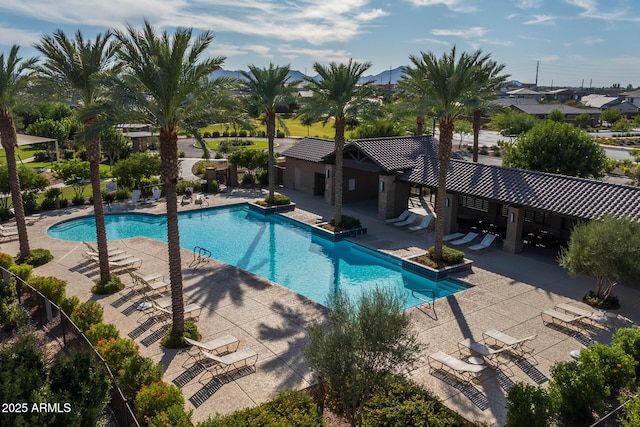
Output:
[0, 114, 30, 259]
[266, 111, 276, 205]
[334, 118, 346, 227]
[416, 115, 424, 135]
[432, 119, 454, 263]
[472, 109, 481, 163]
[160, 129, 185, 338]
[87, 139, 111, 283]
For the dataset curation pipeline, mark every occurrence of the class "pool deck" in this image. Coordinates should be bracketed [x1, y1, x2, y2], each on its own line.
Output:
[4, 187, 640, 426]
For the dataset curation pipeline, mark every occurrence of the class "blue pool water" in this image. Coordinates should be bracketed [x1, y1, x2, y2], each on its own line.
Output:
[47, 205, 467, 309]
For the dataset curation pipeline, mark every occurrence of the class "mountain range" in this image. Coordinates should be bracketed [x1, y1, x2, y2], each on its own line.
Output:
[211, 66, 406, 85]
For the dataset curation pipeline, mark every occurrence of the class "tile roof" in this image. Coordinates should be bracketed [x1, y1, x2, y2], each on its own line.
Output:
[580, 94, 619, 109]
[280, 137, 335, 162]
[510, 103, 600, 116]
[338, 135, 437, 172]
[401, 156, 640, 221]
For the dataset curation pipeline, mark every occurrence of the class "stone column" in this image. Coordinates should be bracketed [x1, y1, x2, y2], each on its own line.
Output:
[503, 206, 525, 253]
[444, 193, 459, 234]
[324, 165, 334, 205]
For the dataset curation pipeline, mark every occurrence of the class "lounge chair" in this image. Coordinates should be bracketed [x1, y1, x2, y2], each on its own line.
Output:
[482, 329, 537, 358]
[128, 271, 168, 297]
[443, 232, 465, 242]
[385, 210, 410, 224]
[183, 335, 240, 366]
[82, 241, 125, 257]
[450, 232, 479, 246]
[128, 189, 142, 204]
[555, 303, 606, 323]
[108, 256, 143, 271]
[408, 214, 434, 232]
[468, 234, 497, 251]
[0, 228, 18, 239]
[458, 338, 515, 367]
[393, 212, 418, 227]
[428, 351, 487, 383]
[199, 348, 259, 382]
[9, 208, 41, 224]
[145, 186, 162, 204]
[153, 300, 202, 322]
[541, 309, 591, 331]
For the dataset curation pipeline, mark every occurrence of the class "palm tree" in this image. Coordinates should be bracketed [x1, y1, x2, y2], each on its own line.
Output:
[467, 60, 509, 162]
[400, 47, 507, 263]
[241, 64, 299, 205]
[0, 45, 37, 259]
[301, 60, 374, 226]
[114, 21, 225, 338]
[34, 30, 117, 284]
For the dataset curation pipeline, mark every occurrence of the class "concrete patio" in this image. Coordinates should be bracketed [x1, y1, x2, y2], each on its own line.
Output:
[3, 187, 638, 426]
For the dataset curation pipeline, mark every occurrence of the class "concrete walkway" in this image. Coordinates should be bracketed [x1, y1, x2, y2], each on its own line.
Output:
[3, 188, 638, 426]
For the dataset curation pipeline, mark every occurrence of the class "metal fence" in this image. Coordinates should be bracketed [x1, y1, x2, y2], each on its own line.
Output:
[4, 267, 140, 427]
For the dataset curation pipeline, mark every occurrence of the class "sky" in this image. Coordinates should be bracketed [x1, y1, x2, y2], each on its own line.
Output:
[1, 0, 639, 88]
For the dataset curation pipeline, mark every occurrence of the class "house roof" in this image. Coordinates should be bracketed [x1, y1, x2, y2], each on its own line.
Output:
[400, 156, 640, 221]
[328, 135, 437, 172]
[280, 137, 335, 162]
[506, 88, 541, 96]
[510, 103, 600, 116]
[620, 89, 640, 98]
[580, 94, 619, 109]
[544, 88, 572, 95]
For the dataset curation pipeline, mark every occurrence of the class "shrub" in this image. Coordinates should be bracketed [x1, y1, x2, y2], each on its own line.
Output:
[256, 169, 268, 185]
[161, 321, 199, 348]
[60, 295, 80, 315]
[199, 389, 322, 427]
[9, 264, 33, 282]
[362, 374, 466, 426]
[119, 354, 164, 402]
[579, 343, 636, 395]
[49, 349, 111, 427]
[276, 130, 285, 138]
[40, 198, 56, 210]
[506, 383, 556, 427]
[178, 150, 186, 158]
[71, 300, 104, 332]
[549, 360, 608, 425]
[72, 195, 85, 206]
[0, 252, 15, 269]
[0, 279, 18, 329]
[91, 275, 124, 294]
[210, 180, 219, 193]
[33, 151, 47, 162]
[147, 404, 192, 427]
[241, 173, 254, 185]
[329, 214, 361, 230]
[612, 327, 640, 377]
[25, 248, 53, 266]
[86, 322, 120, 346]
[22, 192, 39, 215]
[620, 393, 640, 427]
[59, 198, 68, 208]
[96, 338, 139, 374]
[426, 245, 464, 265]
[115, 187, 131, 201]
[28, 275, 66, 306]
[583, 290, 620, 309]
[135, 381, 185, 425]
[238, 130, 248, 138]
[202, 131, 211, 138]
[212, 130, 220, 137]
[63, 149, 75, 160]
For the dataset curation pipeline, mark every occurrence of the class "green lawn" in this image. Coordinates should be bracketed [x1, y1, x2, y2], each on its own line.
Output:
[200, 117, 336, 139]
[204, 139, 270, 150]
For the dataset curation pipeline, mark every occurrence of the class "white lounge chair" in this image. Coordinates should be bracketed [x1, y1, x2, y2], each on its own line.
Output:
[443, 232, 465, 242]
[183, 335, 240, 367]
[145, 186, 162, 204]
[450, 232, 479, 246]
[129, 271, 169, 297]
[428, 351, 487, 383]
[151, 300, 202, 322]
[468, 234, 497, 251]
[9, 208, 41, 224]
[199, 348, 259, 382]
[393, 212, 418, 227]
[408, 214, 434, 232]
[128, 189, 141, 204]
[457, 338, 512, 368]
[482, 329, 537, 358]
[108, 257, 143, 271]
[555, 303, 606, 323]
[385, 210, 410, 224]
[0, 228, 18, 239]
[541, 309, 591, 331]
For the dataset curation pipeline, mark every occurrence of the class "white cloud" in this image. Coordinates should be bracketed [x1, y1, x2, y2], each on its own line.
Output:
[506, 13, 519, 19]
[584, 38, 604, 46]
[539, 55, 560, 62]
[432, 27, 487, 38]
[404, 0, 477, 12]
[480, 39, 513, 47]
[413, 37, 451, 46]
[0, 25, 41, 46]
[276, 45, 354, 64]
[523, 14, 556, 25]
[515, 0, 542, 8]
[564, 0, 640, 22]
[355, 8, 389, 21]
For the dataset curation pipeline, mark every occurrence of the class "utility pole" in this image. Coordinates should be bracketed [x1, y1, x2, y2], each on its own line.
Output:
[535, 61, 539, 88]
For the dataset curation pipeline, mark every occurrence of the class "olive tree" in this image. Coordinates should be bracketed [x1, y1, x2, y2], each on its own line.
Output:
[503, 121, 606, 178]
[600, 107, 622, 125]
[111, 153, 160, 189]
[558, 215, 640, 301]
[304, 288, 421, 427]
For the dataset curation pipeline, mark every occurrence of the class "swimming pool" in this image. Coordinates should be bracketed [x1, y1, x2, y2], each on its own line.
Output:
[48, 205, 468, 309]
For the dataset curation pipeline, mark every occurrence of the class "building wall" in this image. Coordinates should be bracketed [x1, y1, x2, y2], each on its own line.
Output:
[282, 158, 326, 195]
[342, 168, 379, 203]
